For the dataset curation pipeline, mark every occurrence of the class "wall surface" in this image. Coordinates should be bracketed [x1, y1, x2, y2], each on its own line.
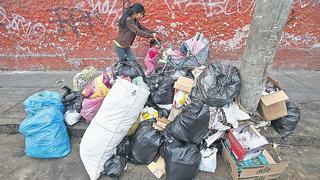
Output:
[0, 0, 319, 70]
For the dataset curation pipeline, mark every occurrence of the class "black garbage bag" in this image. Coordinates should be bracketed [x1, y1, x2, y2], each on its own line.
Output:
[115, 59, 146, 81]
[130, 121, 163, 164]
[163, 140, 201, 180]
[61, 86, 83, 112]
[147, 74, 175, 105]
[272, 102, 301, 138]
[158, 108, 170, 118]
[102, 155, 126, 177]
[116, 136, 131, 158]
[164, 99, 210, 144]
[190, 63, 240, 107]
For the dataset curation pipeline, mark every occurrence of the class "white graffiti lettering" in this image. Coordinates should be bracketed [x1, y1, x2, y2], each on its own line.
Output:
[84, 0, 121, 28]
[0, 6, 46, 43]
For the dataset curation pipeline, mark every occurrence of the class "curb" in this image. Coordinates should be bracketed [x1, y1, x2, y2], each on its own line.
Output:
[1, 122, 320, 147]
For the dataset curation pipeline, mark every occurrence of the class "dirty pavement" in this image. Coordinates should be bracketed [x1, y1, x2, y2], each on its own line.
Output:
[0, 34, 320, 180]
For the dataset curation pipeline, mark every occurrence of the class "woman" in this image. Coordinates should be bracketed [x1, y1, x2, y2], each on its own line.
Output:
[114, 3, 158, 62]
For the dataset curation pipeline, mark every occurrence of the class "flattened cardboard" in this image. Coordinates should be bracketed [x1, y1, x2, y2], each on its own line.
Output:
[147, 157, 166, 179]
[222, 142, 288, 180]
[168, 107, 182, 121]
[174, 77, 194, 93]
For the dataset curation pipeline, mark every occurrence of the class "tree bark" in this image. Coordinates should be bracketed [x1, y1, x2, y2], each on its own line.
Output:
[239, 0, 293, 112]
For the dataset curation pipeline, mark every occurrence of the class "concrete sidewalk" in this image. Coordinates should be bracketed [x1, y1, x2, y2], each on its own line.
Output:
[0, 70, 319, 146]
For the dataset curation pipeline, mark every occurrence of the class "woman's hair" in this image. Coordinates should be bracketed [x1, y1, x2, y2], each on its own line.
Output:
[119, 3, 145, 27]
[149, 39, 159, 48]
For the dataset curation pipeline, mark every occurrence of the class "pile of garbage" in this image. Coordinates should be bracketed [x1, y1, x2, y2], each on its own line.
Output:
[18, 32, 300, 180]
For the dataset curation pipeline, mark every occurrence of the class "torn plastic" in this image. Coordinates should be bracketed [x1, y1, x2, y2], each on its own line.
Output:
[199, 148, 218, 173]
[191, 63, 241, 107]
[272, 102, 301, 138]
[164, 99, 210, 144]
[222, 102, 251, 128]
[130, 121, 163, 165]
[163, 140, 201, 180]
[102, 155, 126, 177]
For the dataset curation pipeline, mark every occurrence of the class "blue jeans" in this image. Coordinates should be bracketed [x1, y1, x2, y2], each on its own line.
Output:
[114, 44, 136, 61]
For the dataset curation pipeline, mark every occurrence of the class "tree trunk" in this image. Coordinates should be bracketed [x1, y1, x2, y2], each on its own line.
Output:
[239, 0, 293, 112]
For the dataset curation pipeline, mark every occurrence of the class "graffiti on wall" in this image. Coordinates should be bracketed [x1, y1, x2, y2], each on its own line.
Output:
[163, 0, 318, 18]
[0, 6, 46, 44]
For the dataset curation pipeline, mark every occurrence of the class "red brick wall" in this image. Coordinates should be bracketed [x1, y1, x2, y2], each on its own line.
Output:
[0, 0, 319, 70]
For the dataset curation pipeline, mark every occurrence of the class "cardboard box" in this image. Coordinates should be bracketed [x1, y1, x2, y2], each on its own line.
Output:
[147, 157, 166, 179]
[226, 125, 269, 161]
[258, 77, 289, 121]
[222, 142, 288, 180]
[174, 77, 194, 93]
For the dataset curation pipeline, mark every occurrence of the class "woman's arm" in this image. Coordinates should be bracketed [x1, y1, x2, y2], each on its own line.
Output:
[126, 18, 154, 38]
[138, 22, 156, 34]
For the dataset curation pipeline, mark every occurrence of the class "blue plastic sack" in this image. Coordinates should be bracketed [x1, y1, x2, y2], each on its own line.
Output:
[19, 107, 71, 158]
[24, 91, 64, 115]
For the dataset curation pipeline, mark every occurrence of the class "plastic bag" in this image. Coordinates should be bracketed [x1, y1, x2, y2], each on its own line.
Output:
[80, 97, 104, 123]
[80, 78, 150, 180]
[139, 107, 158, 121]
[163, 140, 201, 180]
[23, 91, 64, 115]
[173, 90, 187, 108]
[132, 76, 149, 90]
[158, 108, 170, 118]
[64, 109, 81, 126]
[115, 60, 146, 81]
[116, 137, 131, 158]
[164, 99, 210, 144]
[191, 63, 241, 107]
[147, 74, 175, 105]
[130, 121, 163, 165]
[62, 86, 83, 112]
[272, 102, 301, 138]
[73, 66, 97, 91]
[199, 148, 218, 173]
[19, 107, 71, 158]
[102, 155, 126, 177]
[82, 73, 110, 99]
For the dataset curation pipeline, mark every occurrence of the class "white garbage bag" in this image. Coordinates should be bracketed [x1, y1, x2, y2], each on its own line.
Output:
[80, 78, 150, 180]
[199, 148, 218, 173]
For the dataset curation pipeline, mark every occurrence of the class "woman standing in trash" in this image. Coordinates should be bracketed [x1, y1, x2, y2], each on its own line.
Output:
[114, 3, 159, 61]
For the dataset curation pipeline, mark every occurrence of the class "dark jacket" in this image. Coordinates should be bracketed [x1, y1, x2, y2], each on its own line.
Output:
[115, 17, 155, 48]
